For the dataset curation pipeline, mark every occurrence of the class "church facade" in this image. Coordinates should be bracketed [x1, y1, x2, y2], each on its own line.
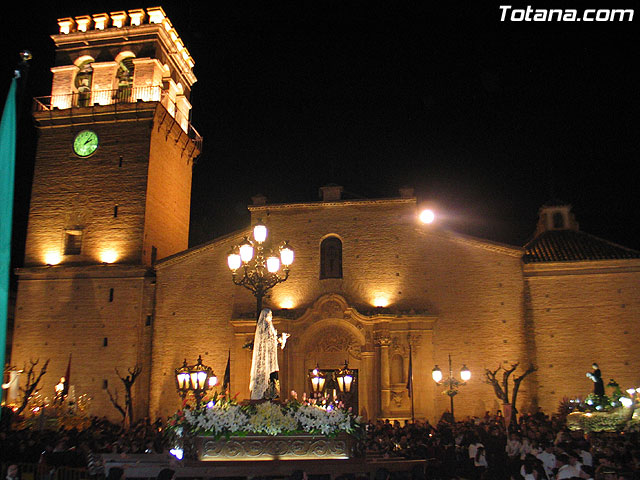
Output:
[10, 8, 640, 422]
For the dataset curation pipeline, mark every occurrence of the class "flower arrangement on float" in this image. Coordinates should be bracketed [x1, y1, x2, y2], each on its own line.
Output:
[167, 390, 361, 440]
[561, 379, 640, 433]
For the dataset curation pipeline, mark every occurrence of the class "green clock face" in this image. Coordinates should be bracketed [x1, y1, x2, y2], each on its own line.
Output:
[73, 130, 99, 157]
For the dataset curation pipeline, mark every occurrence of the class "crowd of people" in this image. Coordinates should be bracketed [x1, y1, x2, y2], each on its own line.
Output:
[1, 409, 639, 480]
[0, 416, 166, 477]
[364, 411, 640, 479]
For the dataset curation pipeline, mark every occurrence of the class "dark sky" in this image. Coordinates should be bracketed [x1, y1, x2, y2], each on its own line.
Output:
[1, 1, 638, 271]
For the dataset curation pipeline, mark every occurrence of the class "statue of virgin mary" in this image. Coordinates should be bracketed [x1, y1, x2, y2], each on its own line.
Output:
[249, 308, 289, 400]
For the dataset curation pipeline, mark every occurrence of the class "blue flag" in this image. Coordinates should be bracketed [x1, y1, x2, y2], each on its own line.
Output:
[0, 77, 17, 414]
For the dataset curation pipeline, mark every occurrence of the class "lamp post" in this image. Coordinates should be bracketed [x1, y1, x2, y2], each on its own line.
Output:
[227, 220, 294, 320]
[174, 356, 218, 407]
[432, 354, 471, 422]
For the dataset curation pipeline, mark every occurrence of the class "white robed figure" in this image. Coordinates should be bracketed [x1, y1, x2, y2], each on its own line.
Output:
[249, 308, 290, 400]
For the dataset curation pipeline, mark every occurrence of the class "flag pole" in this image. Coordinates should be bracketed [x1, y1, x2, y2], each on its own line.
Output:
[0, 52, 31, 418]
[409, 343, 415, 423]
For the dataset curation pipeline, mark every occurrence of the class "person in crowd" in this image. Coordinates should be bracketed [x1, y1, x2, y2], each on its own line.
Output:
[556, 453, 580, 479]
[537, 442, 556, 479]
[5, 465, 19, 480]
[106, 467, 124, 480]
[156, 468, 175, 480]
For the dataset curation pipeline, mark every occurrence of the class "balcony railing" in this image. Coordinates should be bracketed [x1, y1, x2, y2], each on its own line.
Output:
[33, 86, 202, 151]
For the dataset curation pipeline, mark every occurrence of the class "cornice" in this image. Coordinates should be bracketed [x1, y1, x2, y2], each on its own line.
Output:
[416, 227, 523, 258]
[523, 259, 640, 277]
[16, 264, 153, 280]
[248, 197, 416, 212]
[154, 229, 249, 269]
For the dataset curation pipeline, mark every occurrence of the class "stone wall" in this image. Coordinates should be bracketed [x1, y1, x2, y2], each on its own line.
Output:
[12, 267, 153, 419]
[525, 261, 640, 414]
[24, 116, 154, 266]
[150, 198, 533, 421]
[142, 108, 193, 265]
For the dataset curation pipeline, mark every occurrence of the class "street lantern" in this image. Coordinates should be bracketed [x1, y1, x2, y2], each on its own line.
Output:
[238, 237, 254, 263]
[175, 359, 191, 399]
[253, 221, 267, 244]
[432, 354, 470, 422]
[336, 360, 355, 393]
[227, 247, 241, 271]
[174, 356, 217, 407]
[310, 364, 326, 396]
[432, 365, 443, 383]
[227, 220, 294, 319]
[280, 241, 294, 266]
[190, 356, 211, 390]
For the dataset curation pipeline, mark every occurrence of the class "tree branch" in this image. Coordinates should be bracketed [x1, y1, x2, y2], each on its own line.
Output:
[502, 363, 518, 401]
[106, 387, 126, 421]
[484, 366, 508, 403]
[16, 359, 49, 416]
[510, 364, 537, 418]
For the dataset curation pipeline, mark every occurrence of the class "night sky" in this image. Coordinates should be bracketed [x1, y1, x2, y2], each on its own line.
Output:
[1, 1, 638, 274]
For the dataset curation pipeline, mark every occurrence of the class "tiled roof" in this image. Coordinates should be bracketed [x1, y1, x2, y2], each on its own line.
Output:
[523, 230, 640, 263]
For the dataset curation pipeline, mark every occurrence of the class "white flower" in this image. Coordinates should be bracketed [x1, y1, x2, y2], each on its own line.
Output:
[175, 401, 357, 437]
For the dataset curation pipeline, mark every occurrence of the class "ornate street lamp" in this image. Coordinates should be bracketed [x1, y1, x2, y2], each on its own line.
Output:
[335, 360, 355, 394]
[227, 220, 294, 320]
[432, 354, 471, 422]
[310, 364, 326, 397]
[174, 356, 217, 407]
[175, 360, 191, 400]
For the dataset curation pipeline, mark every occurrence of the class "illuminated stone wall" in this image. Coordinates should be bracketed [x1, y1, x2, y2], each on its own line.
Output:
[150, 233, 245, 419]
[525, 261, 640, 414]
[11, 268, 153, 419]
[149, 198, 640, 422]
[149, 198, 532, 421]
[24, 114, 154, 266]
[143, 108, 194, 265]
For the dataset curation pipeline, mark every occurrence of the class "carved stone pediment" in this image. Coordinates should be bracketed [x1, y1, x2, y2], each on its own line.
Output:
[308, 326, 361, 359]
[320, 299, 343, 319]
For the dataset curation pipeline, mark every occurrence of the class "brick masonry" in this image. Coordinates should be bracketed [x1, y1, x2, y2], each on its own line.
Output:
[146, 199, 640, 422]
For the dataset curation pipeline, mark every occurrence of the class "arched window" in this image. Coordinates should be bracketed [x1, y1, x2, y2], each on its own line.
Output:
[74, 59, 93, 107]
[320, 236, 342, 279]
[116, 57, 135, 102]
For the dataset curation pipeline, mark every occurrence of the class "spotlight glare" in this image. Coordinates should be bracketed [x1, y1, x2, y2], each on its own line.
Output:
[419, 209, 435, 224]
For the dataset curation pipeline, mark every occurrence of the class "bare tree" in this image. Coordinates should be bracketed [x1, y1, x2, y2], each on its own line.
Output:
[485, 362, 536, 425]
[16, 359, 50, 416]
[116, 365, 142, 428]
[106, 387, 126, 424]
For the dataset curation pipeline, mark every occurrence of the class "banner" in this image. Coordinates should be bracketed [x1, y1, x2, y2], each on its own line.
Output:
[0, 77, 17, 414]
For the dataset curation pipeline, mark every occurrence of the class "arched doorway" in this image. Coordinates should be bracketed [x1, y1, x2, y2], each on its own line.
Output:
[291, 315, 368, 417]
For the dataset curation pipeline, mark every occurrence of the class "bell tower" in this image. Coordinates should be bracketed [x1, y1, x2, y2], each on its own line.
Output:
[12, 8, 201, 419]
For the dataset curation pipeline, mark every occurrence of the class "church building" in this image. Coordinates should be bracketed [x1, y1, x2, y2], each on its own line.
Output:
[10, 8, 640, 423]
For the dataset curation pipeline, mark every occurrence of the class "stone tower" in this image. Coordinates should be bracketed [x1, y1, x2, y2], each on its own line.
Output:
[12, 8, 200, 419]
